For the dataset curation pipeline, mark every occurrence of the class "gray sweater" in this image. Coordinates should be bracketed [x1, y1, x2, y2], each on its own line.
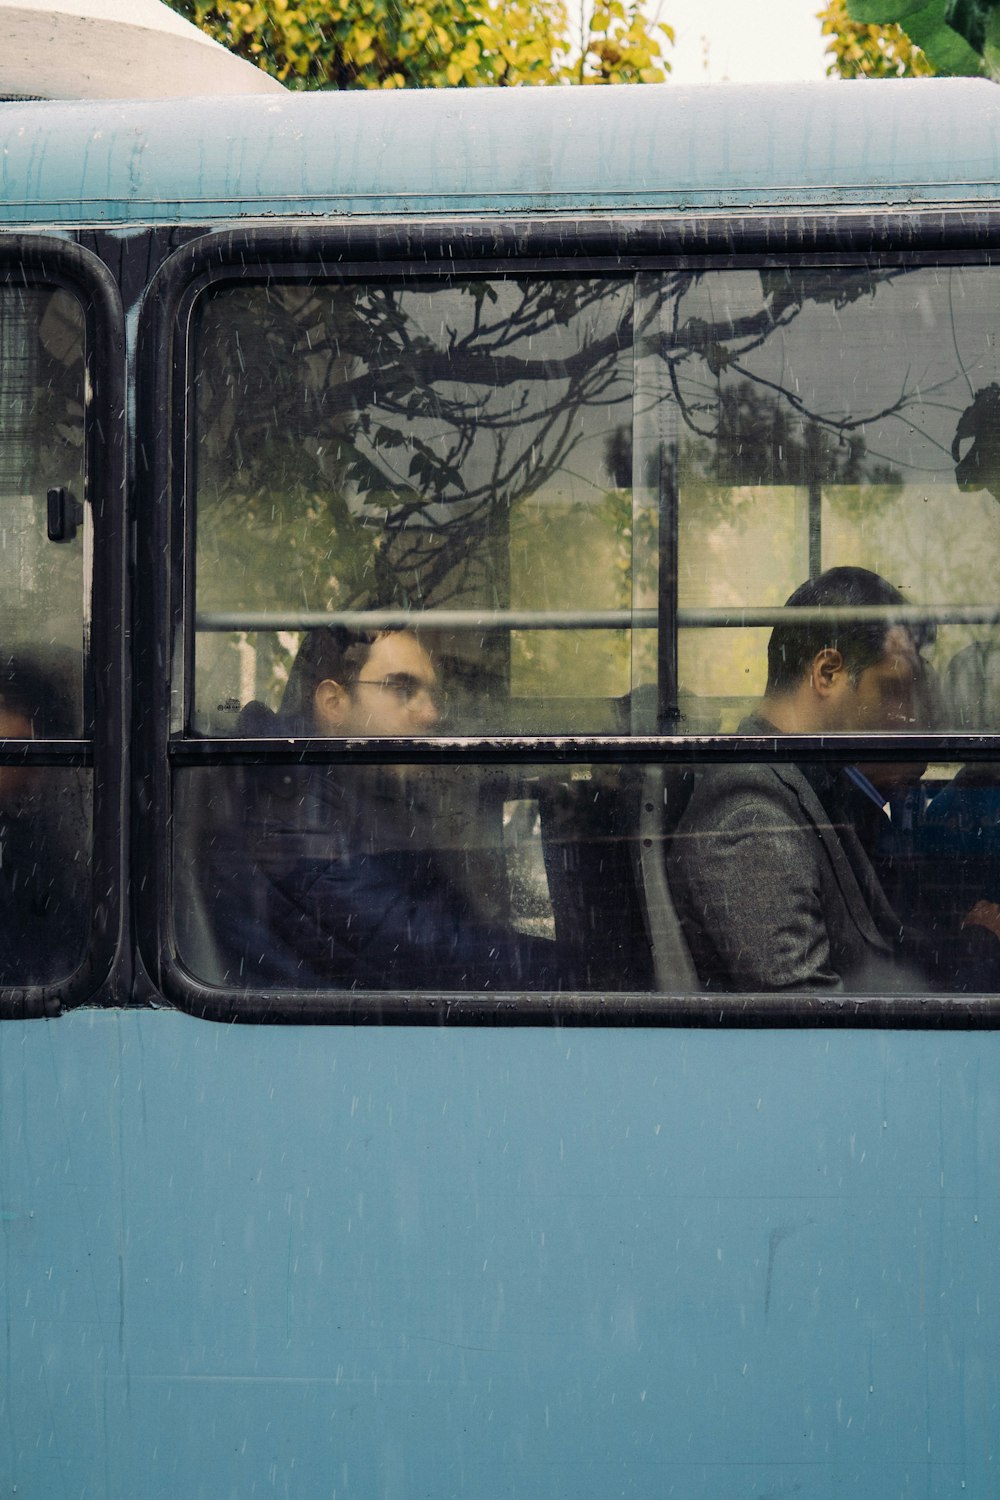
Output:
[667, 745, 910, 993]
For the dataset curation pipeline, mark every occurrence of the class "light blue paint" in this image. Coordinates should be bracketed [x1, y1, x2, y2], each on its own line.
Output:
[1, 76, 998, 1498]
[0, 79, 998, 225]
[2, 1008, 998, 1496]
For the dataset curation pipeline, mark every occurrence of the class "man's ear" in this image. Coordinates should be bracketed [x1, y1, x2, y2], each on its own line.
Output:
[810, 647, 846, 698]
[313, 678, 351, 730]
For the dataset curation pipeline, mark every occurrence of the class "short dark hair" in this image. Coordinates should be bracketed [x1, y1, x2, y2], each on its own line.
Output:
[766, 566, 909, 696]
[279, 626, 382, 730]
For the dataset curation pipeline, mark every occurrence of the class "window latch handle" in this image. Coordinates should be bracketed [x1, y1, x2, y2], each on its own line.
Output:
[46, 487, 84, 543]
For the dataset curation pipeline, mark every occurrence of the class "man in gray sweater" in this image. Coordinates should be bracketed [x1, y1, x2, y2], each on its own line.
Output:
[668, 567, 924, 993]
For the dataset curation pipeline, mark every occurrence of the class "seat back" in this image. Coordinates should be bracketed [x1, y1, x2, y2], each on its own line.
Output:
[173, 704, 310, 987]
[633, 766, 699, 992]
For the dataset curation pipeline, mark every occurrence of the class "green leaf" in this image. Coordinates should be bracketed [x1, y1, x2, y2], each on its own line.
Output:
[983, 6, 1000, 73]
[847, 0, 987, 72]
[946, 0, 989, 50]
[851, 0, 989, 72]
[849, 0, 942, 18]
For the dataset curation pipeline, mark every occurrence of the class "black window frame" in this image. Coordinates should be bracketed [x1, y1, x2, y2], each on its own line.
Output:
[136, 216, 1000, 1028]
[0, 237, 125, 1019]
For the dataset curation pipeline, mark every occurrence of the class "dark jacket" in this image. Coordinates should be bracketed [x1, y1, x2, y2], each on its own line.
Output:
[217, 706, 572, 991]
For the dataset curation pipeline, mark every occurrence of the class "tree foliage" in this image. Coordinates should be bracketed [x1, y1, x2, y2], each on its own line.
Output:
[166, 0, 672, 88]
[838, 0, 1000, 77]
[819, 0, 936, 75]
[193, 267, 912, 629]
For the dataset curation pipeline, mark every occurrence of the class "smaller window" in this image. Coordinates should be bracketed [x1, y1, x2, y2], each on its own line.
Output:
[0, 283, 92, 990]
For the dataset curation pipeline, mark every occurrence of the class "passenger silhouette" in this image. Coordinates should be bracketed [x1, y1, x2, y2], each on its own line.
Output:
[217, 626, 579, 991]
[0, 649, 88, 984]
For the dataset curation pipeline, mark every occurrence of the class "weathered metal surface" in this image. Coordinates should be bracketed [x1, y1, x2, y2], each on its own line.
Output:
[2, 1008, 996, 1498]
[0, 79, 997, 226]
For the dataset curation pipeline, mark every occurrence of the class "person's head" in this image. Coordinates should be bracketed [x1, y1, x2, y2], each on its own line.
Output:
[763, 566, 922, 735]
[280, 626, 441, 737]
[0, 651, 78, 806]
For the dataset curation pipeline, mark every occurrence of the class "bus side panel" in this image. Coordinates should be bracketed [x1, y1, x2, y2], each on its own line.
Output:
[1, 1010, 996, 1498]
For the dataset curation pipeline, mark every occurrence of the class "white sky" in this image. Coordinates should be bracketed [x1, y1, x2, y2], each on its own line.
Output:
[658, 0, 831, 85]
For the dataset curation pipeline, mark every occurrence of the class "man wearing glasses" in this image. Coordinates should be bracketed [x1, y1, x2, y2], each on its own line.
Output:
[283, 626, 443, 740]
[232, 625, 570, 991]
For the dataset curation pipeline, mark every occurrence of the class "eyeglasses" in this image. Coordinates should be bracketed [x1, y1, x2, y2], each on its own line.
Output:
[352, 673, 445, 711]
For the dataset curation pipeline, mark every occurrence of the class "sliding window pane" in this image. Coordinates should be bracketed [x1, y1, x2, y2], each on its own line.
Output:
[0, 284, 90, 985]
[172, 761, 658, 992]
[190, 277, 638, 736]
[670, 265, 1000, 735]
[0, 287, 86, 734]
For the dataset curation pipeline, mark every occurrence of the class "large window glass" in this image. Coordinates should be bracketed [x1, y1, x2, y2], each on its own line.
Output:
[0, 284, 91, 986]
[191, 278, 639, 736]
[669, 266, 1000, 732]
[176, 260, 1000, 1005]
[172, 760, 663, 993]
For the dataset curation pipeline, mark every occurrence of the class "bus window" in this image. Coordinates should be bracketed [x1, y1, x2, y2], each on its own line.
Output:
[188, 276, 640, 737]
[669, 264, 1000, 733]
[1, 287, 86, 718]
[172, 757, 657, 993]
[664, 262, 1000, 999]
[168, 255, 1000, 1008]
[0, 285, 91, 986]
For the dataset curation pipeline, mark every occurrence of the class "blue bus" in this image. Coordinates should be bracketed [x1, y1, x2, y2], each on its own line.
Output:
[3, 77, 1000, 1496]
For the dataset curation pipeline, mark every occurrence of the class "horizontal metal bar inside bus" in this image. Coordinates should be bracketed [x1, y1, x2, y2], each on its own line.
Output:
[194, 604, 1000, 633]
[197, 609, 653, 632]
[169, 732, 1000, 766]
